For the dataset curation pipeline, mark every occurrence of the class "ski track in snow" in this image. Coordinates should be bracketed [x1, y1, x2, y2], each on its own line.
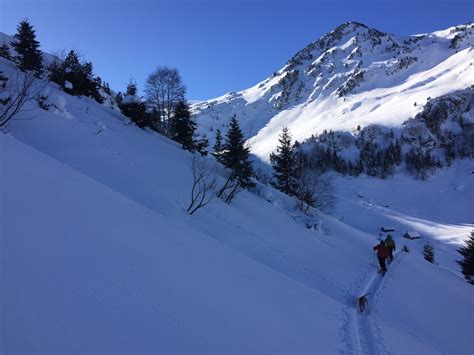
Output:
[341, 252, 405, 355]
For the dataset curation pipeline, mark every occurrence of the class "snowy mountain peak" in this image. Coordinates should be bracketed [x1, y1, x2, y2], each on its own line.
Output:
[286, 21, 385, 69]
[192, 22, 474, 159]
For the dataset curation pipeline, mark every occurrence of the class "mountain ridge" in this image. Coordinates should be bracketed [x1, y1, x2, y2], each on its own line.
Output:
[192, 22, 474, 160]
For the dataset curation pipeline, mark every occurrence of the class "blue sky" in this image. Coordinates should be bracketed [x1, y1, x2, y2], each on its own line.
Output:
[1, 0, 472, 100]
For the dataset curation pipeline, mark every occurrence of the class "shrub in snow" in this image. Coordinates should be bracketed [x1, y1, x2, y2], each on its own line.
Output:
[422, 243, 435, 263]
[36, 94, 50, 110]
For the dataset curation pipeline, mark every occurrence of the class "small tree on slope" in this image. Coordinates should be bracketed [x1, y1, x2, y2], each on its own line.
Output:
[0, 71, 10, 105]
[171, 100, 196, 151]
[213, 128, 224, 163]
[270, 127, 297, 195]
[195, 135, 209, 156]
[11, 19, 43, 77]
[457, 230, 474, 285]
[422, 243, 435, 263]
[221, 114, 254, 188]
[118, 80, 151, 128]
[0, 44, 12, 61]
[81, 61, 103, 103]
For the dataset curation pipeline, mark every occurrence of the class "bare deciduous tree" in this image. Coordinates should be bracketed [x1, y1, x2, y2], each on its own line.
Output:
[312, 172, 335, 212]
[216, 172, 241, 205]
[0, 69, 37, 131]
[187, 156, 217, 215]
[145, 66, 186, 135]
[295, 168, 335, 213]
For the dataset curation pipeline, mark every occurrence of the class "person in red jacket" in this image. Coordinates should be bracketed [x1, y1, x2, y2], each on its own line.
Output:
[374, 240, 389, 274]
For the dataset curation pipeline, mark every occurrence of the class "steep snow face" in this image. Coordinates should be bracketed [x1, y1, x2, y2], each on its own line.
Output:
[192, 22, 474, 159]
[3, 127, 473, 354]
[1, 134, 346, 353]
[291, 88, 474, 179]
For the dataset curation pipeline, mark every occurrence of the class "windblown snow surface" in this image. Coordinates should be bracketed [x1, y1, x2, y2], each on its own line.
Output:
[1, 46, 473, 354]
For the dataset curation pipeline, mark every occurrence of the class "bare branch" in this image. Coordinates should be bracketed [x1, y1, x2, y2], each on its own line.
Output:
[187, 156, 218, 215]
[0, 69, 39, 131]
[224, 180, 241, 204]
[215, 171, 241, 205]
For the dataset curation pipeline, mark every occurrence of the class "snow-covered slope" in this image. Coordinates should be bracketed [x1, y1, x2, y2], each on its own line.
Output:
[1, 133, 344, 353]
[289, 88, 474, 179]
[1, 39, 473, 353]
[192, 22, 474, 159]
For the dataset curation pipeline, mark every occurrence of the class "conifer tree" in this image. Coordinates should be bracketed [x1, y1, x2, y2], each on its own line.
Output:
[82, 61, 103, 103]
[115, 92, 123, 105]
[213, 128, 224, 162]
[270, 127, 297, 195]
[422, 243, 435, 263]
[62, 50, 82, 95]
[118, 80, 150, 128]
[0, 43, 12, 61]
[48, 60, 65, 87]
[195, 135, 209, 156]
[125, 81, 137, 96]
[11, 19, 43, 76]
[52, 50, 103, 103]
[102, 82, 111, 96]
[457, 230, 474, 284]
[171, 100, 196, 151]
[222, 114, 254, 188]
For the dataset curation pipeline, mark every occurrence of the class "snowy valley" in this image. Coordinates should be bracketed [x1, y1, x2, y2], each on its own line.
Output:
[1, 19, 473, 355]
